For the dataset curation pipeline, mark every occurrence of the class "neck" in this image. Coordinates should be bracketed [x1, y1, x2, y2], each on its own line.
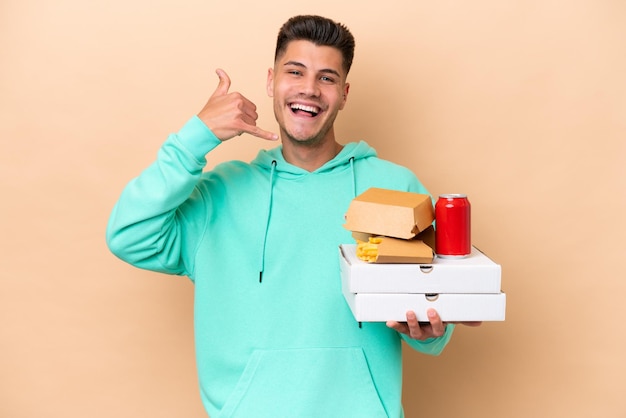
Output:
[281, 137, 343, 172]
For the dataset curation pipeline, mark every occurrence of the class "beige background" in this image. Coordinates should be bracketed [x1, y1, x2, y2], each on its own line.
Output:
[1, 0, 625, 417]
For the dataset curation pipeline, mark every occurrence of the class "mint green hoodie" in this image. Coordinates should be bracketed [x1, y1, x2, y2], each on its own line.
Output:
[106, 116, 454, 417]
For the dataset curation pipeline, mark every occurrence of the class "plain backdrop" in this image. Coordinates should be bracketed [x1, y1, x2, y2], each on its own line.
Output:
[1, 0, 625, 417]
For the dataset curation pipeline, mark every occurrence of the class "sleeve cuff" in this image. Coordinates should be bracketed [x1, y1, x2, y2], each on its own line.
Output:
[401, 323, 455, 355]
[176, 115, 222, 162]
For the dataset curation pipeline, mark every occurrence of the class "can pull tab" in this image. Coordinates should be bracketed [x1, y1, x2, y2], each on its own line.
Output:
[425, 294, 439, 302]
[419, 265, 433, 274]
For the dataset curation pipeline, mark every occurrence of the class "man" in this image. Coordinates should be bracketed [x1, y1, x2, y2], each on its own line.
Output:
[107, 15, 477, 417]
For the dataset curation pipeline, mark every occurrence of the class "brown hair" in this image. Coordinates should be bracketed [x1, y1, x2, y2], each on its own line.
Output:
[275, 15, 355, 74]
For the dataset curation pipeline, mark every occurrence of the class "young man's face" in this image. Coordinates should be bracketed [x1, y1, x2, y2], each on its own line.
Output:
[267, 40, 350, 147]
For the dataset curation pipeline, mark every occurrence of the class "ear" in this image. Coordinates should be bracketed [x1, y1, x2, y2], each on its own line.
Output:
[266, 68, 274, 97]
[339, 82, 350, 110]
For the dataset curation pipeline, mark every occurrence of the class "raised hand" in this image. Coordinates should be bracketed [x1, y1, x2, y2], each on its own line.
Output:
[197, 69, 278, 142]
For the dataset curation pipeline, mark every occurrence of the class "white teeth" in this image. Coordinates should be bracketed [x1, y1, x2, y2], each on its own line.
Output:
[290, 103, 320, 114]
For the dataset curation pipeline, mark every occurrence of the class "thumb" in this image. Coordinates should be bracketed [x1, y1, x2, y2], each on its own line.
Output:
[210, 68, 231, 98]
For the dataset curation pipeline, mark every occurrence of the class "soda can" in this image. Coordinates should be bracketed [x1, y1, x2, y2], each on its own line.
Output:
[435, 194, 471, 258]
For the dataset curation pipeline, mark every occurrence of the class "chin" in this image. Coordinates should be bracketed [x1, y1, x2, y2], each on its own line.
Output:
[284, 133, 323, 147]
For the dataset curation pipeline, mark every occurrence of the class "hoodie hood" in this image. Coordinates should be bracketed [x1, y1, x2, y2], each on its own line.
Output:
[251, 140, 377, 282]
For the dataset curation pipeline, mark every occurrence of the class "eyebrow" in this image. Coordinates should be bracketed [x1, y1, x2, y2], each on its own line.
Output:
[283, 60, 342, 78]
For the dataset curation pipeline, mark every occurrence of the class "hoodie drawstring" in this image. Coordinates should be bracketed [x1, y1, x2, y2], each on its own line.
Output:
[259, 160, 277, 283]
[349, 157, 356, 197]
[349, 156, 361, 328]
[349, 156, 357, 197]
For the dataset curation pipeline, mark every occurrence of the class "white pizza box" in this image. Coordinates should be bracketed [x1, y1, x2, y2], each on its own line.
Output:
[341, 287, 507, 322]
[339, 244, 501, 294]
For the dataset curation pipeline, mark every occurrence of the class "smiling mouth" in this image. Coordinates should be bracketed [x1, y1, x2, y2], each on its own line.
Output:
[290, 103, 320, 117]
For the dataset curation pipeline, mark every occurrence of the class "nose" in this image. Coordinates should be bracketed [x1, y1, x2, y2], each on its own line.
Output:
[299, 74, 320, 97]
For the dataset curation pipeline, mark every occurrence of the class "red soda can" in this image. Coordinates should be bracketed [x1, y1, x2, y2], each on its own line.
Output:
[435, 194, 471, 258]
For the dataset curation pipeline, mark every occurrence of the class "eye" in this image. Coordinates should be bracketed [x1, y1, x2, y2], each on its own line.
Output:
[288, 70, 302, 76]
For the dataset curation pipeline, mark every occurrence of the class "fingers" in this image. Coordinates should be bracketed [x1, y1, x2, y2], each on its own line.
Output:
[425, 309, 446, 337]
[387, 310, 482, 340]
[386, 320, 409, 335]
[246, 125, 279, 141]
[406, 311, 434, 340]
[198, 69, 278, 141]
[211, 68, 231, 98]
[224, 92, 278, 141]
[234, 103, 278, 140]
[386, 309, 447, 340]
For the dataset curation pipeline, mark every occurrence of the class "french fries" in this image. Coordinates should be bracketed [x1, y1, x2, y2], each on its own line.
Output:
[356, 236, 384, 262]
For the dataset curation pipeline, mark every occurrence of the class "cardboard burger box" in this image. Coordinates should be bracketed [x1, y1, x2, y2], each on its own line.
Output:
[344, 188, 435, 240]
[340, 187, 506, 322]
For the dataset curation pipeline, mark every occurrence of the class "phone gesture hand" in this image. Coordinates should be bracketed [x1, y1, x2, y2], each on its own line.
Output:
[197, 69, 278, 141]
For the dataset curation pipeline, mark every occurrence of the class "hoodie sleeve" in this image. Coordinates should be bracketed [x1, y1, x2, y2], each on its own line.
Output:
[105, 116, 221, 278]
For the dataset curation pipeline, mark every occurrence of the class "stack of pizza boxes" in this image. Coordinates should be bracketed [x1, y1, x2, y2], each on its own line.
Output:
[340, 188, 506, 322]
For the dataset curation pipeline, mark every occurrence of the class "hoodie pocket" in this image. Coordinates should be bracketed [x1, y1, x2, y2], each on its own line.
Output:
[218, 347, 389, 418]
